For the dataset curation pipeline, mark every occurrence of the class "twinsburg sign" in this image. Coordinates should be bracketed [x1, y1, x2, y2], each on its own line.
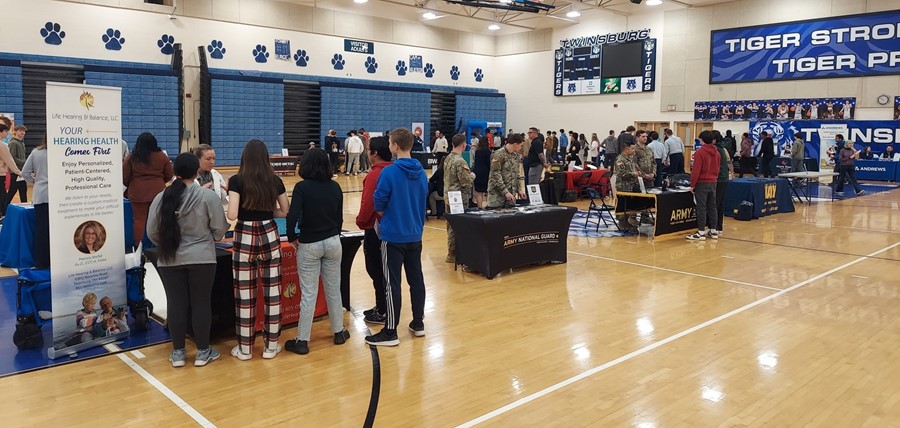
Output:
[710, 10, 900, 83]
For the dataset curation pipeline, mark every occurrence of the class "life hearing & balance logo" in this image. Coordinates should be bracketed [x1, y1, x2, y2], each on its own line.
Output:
[79, 91, 95, 110]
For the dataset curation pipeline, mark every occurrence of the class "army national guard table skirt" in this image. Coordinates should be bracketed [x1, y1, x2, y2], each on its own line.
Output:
[445, 205, 577, 280]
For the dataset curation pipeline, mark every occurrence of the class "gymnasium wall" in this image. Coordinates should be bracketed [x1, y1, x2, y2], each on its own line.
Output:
[2, 0, 505, 162]
[497, 0, 899, 137]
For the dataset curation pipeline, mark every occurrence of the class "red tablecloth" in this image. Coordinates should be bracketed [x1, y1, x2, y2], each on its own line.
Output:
[254, 242, 328, 331]
[563, 169, 608, 190]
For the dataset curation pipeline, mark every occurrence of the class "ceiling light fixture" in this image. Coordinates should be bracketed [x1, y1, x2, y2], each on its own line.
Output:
[566, 10, 581, 18]
[646, 0, 662, 5]
[488, 23, 501, 31]
[498, 0, 513, 3]
[422, 11, 437, 19]
[353, 0, 368, 4]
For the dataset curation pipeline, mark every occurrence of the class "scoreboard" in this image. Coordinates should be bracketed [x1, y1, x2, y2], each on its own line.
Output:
[554, 31, 657, 97]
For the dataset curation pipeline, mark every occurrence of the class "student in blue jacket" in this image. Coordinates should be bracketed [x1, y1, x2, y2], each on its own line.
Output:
[365, 128, 428, 346]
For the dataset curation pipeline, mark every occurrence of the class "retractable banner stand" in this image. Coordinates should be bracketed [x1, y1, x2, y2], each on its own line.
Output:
[46, 82, 128, 359]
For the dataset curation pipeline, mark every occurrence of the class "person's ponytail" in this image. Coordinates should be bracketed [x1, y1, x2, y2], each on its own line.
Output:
[156, 179, 185, 263]
[155, 153, 200, 263]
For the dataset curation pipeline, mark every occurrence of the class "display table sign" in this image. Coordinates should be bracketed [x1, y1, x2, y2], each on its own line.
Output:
[444, 205, 576, 280]
[616, 190, 697, 236]
[270, 156, 299, 175]
[412, 152, 442, 169]
[724, 178, 794, 219]
[854, 160, 897, 182]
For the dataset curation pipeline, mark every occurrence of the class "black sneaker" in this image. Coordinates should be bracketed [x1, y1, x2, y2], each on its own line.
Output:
[408, 321, 426, 337]
[284, 338, 309, 355]
[334, 330, 350, 345]
[365, 329, 399, 346]
[363, 306, 378, 317]
[364, 311, 386, 325]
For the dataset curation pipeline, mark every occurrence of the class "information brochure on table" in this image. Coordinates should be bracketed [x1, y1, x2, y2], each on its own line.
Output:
[46, 82, 127, 351]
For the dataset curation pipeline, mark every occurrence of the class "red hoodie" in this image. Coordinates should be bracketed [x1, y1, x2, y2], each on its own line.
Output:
[356, 161, 393, 229]
[690, 143, 721, 188]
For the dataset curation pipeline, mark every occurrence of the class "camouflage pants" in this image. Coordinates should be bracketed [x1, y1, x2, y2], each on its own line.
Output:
[445, 202, 456, 256]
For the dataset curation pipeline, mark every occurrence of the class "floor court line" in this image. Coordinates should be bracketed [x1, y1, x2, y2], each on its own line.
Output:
[767, 218, 900, 234]
[117, 353, 216, 428]
[456, 240, 900, 428]
[721, 236, 900, 262]
[567, 250, 782, 292]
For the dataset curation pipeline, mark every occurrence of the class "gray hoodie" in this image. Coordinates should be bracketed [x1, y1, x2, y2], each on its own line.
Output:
[147, 183, 229, 267]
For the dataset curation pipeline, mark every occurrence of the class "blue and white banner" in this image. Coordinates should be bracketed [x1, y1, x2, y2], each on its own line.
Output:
[46, 82, 128, 357]
[749, 120, 900, 167]
[711, 10, 900, 83]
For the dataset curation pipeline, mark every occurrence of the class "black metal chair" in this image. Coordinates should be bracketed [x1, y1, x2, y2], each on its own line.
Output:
[573, 171, 593, 200]
[585, 188, 619, 231]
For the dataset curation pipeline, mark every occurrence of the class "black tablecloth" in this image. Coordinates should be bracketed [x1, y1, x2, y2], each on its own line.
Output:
[445, 206, 577, 279]
[412, 152, 444, 169]
[616, 191, 697, 236]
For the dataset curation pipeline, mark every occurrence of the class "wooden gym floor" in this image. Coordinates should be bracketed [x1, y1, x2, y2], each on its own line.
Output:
[1, 170, 899, 427]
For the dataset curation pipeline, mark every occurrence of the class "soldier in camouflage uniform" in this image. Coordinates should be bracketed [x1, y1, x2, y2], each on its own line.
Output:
[444, 134, 476, 263]
[633, 130, 655, 184]
[614, 141, 641, 193]
[487, 133, 526, 208]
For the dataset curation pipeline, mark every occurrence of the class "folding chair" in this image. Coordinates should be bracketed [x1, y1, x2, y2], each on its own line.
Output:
[573, 171, 593, 200]
[595, 170, 614, 198]
[585, 188, 619, 231]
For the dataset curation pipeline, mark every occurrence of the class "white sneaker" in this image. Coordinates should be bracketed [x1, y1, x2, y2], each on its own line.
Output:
[231, 345, 252, 361]
[708, 230, 719, 240]
[262, 344, 282, 359]
[686, 231, 707, 241]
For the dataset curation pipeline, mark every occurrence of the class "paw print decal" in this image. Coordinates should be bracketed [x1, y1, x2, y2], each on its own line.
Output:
[207, 40, 226, 59]
[474, 68, 484, 82]
[450, 65, 460, 81]
[396, 60, 408, 76]
[293, 49, 309, 67]
[157, 34, 176, 55]
[331, 53, 345, 70]
[424, 63, 435, 78]
[252, 44, 269, 63]
[364, 56, 378, 74]
[101, 28, 125, 51]
[40, 22, 66, 46]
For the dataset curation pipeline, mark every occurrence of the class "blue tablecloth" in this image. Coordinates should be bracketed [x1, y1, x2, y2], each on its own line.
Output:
[724, 178, 794, 219]
[854, 160, 897, 181]
[0, 201, 134, 270]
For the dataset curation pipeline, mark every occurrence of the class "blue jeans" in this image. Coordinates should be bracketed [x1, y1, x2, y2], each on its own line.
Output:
[296, 235, 344, 341]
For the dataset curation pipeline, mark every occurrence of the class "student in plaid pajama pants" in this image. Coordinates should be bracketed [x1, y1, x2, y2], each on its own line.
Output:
[226, 140, 290, 360]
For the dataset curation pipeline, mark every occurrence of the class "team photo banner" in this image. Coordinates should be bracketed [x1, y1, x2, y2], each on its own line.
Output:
[711, 10, 900, 83]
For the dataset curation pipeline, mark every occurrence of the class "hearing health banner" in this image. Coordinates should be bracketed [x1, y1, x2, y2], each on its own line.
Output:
[46, 82, 128, 358]
[711, 10, 900, 83]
